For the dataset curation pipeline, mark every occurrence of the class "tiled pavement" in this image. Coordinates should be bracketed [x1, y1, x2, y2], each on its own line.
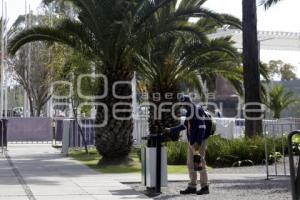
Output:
[0, 144, 149, 200]
[0, 144, 293, 200]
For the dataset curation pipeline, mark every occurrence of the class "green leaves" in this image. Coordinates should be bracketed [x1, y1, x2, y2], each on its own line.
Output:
[262, 0, 283, 9]
[133, 1, 242, 99]
[8, 26, 94, 60]
[265, 85, 298, 118]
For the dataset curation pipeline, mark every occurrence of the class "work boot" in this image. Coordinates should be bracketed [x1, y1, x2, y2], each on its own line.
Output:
[197, 185, 209, 195]
[180, 187, 196, 195]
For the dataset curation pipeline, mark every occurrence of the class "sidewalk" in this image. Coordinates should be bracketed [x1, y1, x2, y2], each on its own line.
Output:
[0, 144, 149, 200]
[0, 144, 292, 200]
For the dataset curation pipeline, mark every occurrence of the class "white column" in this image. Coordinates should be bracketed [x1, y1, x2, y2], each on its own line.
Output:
[132, 71, 138, 117]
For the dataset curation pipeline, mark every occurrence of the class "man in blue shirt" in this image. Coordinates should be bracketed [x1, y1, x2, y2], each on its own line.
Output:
[165, 95, 209, 195]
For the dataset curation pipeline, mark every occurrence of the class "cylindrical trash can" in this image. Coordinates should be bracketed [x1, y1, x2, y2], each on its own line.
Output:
[141, 134, 168, 192]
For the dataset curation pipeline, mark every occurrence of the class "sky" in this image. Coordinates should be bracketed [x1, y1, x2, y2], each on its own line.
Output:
[3, 0, 300, 75]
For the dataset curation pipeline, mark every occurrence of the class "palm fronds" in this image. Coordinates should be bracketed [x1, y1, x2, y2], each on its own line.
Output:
[262, 0, 284, 9]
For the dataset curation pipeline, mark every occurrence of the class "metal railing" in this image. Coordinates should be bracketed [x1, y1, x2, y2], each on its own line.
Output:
[5, 118, 52, 143]
[288, 131, 300, 200]
[264, 122, 290, 179]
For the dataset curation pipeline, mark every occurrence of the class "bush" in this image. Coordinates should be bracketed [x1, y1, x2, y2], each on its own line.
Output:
[292, 135, 300, 155]
[133, 145, 142, 162]
[207, 135, 288, 167]
[166, 141, 187, 165]
[165, 135, 288, 167]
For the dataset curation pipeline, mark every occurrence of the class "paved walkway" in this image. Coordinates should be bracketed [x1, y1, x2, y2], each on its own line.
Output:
[0, 144, 293, 200]
[0, 144, 149, 200]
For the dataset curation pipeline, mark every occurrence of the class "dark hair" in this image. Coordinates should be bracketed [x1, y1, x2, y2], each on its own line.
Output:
[180, 95, 192, 103]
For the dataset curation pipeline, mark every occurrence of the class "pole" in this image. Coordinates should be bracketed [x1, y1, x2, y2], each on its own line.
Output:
[288, 131, 299, 200]
[4, 1, 7, 118]
[27, 6, 32, 117]
[23, 0, 27, 117]
[156, 133, 161, 194]
[263, 124, 269, 180]
[0, 0, 4, 118]
[1, 121, 3, 154]
[48, 3, 53, 118]
[281, 124, 286, 176]
[272, 123, 278, 176]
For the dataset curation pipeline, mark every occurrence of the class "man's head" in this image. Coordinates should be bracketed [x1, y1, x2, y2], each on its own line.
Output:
[180, 95, 192, 103]
[180, 95, 194, 114]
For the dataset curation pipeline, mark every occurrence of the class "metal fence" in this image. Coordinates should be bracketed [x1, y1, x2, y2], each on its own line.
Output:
[7, 118, 52, 143]
[263, 119, 300, 179]
[54, 118, 95, 148]
[215, 118, 300, 140]
[131, 117, 300, 143]
[53, 116, 150, 149]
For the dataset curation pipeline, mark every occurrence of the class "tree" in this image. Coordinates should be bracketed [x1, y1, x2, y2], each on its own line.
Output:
[54, 49, 94, 154]
[9, 0, 235, 164]
[267, 60, 297, 81]
[267, 60, 281, 78]
[264, 85, 297, 118]
[7, 85, 24, 112]
[1, 15, 58, 117]
[136, 16, 242, 135]
[280, 64, 297, 81]
[11, 42, 63, 116]
[7, 12, 70, 117]
[242, 0, 263, 137]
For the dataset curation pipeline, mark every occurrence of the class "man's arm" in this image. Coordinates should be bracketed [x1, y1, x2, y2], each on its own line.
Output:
[170, 124, 186, 134]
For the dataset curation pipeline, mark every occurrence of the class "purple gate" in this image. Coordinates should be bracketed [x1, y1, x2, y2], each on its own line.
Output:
[7, 118, 52, 143]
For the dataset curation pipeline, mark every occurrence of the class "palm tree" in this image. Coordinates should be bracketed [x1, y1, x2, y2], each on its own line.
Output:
[264, 85, 297, 119]
[136, 13, 242, 134]
[138, 37, 243, 135]
[242, 0, 263, 137]
[8, 0, 239, 164]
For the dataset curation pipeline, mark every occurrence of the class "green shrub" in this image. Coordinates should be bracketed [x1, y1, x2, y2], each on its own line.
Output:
[166, 141, 187, 165]
[292, 135, 300, 155]
[133, 146, 142, 162]
[165, 135, 288, 167]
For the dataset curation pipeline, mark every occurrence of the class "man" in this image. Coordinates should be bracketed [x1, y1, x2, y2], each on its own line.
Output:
[165, 95, 209, 195]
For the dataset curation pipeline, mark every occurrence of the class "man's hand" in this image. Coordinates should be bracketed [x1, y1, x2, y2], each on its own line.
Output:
[191, 143, 200, 152]
[163, 128, 171, 137]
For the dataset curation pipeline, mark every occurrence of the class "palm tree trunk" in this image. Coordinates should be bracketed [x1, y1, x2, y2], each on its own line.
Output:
[95, 69, 133, 165]
[242, 0, 263, 137]
[148, 85, 181, 136]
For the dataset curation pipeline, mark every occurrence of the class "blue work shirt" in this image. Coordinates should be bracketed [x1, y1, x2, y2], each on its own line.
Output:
[170, 104, 206, 145]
